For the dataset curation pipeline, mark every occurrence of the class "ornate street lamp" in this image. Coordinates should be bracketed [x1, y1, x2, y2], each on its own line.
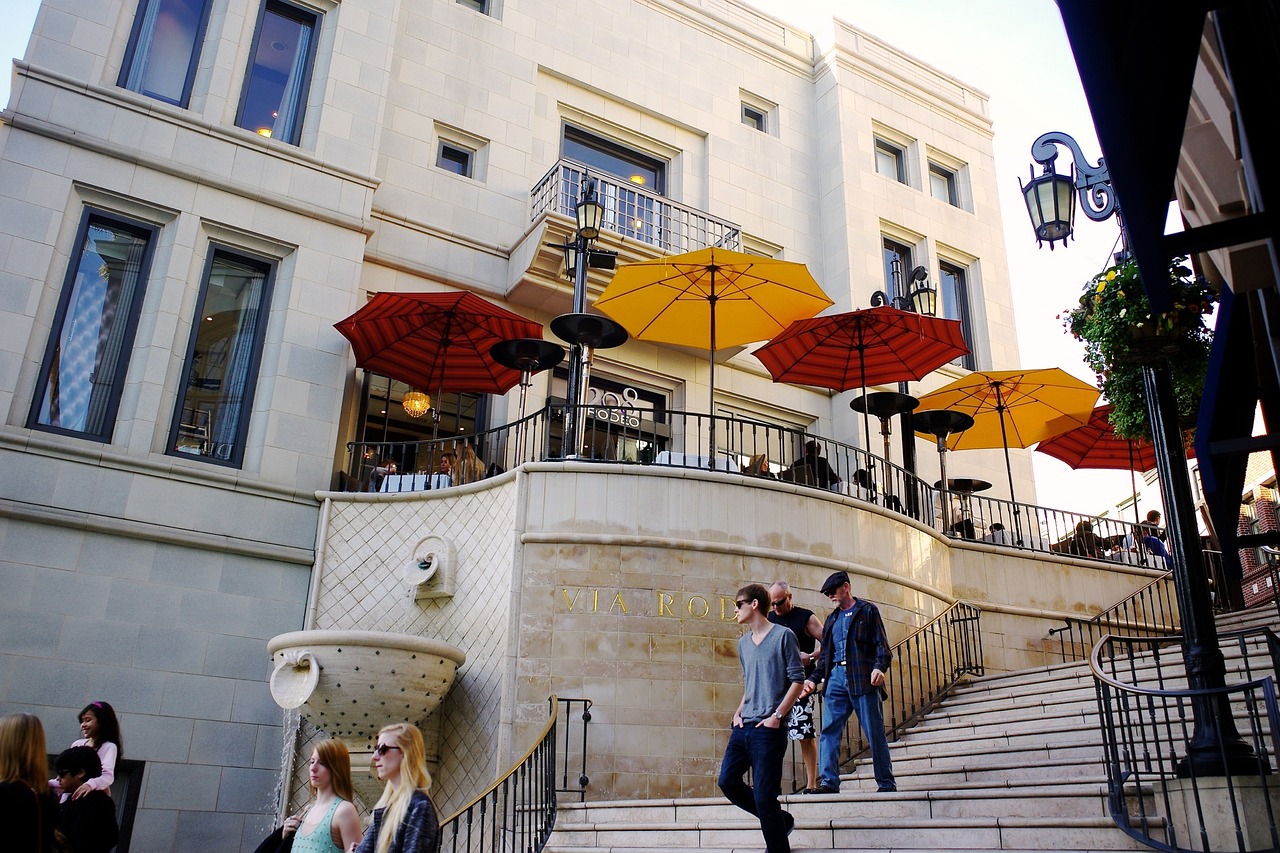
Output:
[1023, 131, 1253, 776]
[868, 261, 938, 518]
[1019, 131, 1118, 249]
[871, 264, 938, 316]
[546, 176, 619, 458]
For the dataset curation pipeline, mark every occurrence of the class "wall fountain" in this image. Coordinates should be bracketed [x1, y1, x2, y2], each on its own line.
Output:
[268, 630, 466, 804]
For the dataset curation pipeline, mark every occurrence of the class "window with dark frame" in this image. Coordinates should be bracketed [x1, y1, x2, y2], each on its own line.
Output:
[119, 0, 213, 107]
[168, 246, 276, 466]
[456, 0, 488, 12]
[875, 138, 907, 184]
[929, 163, 959, 206]
[235, 0, 320, 145]
[29, 210, 158, 441]
[741, 104, 767, 132]
[881, 237, 914, 299]
[436, 142, 473, 177]
[938, 260, 976, 369]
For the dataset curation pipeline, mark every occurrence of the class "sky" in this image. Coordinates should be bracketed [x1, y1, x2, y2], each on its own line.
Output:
[0, 0, 1141, 515]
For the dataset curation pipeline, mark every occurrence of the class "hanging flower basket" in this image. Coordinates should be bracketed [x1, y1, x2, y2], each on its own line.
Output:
[1062, 257, 1215, 440]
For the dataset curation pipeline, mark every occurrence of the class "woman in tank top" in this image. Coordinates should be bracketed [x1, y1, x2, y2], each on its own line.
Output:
[283, 739, 362, 853]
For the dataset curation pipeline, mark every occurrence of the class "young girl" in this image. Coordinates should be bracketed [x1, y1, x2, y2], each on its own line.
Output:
[281, 739, 362, 853]
[352, 723, 439, 853]
[61, 701, 122, 800]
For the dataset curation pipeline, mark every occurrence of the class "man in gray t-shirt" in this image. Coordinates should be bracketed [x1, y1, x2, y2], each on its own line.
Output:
[718, 583, 805, 853]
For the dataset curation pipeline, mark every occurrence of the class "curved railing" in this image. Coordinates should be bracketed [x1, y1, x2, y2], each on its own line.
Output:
[1090, 630, 1280, 852]
[343, 403, 1190, 568]
[440, 696, 560, 853]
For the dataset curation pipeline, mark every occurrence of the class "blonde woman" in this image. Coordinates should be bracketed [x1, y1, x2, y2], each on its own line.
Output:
[1, 712, 58, 852]
[282, 739, 362, 853]
[456, 445, 486, 484]
[351, 723, 438, 853]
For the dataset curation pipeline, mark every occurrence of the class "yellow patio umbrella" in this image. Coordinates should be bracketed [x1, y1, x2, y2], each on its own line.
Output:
[595, 247, 833, 465]
[914, 367, 1099, 540]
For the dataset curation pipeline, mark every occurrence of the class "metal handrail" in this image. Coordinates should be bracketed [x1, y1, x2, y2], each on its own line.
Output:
[1049, 571, 1180, 663]
[343, 404, 1204, 571]
[530, 159, 742, 253]
[832, 601, 984, 776]
[1089, 630, 1280, 853]
[440, 695, 560, 853]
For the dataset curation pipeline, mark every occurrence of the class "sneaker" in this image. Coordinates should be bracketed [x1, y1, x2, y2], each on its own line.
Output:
[810, 784, 840, 795]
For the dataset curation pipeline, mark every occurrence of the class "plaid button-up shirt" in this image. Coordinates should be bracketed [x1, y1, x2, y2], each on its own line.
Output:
[809, 598, 892, 695]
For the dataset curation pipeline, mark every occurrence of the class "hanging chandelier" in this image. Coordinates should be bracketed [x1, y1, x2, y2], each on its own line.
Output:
[402, 390, 431, 418]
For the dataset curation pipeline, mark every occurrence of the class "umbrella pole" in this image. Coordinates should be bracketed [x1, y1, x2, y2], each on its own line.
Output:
[994, 384, 1022, 544]
[707, 287, 717, 471]
[858, 347, 874, 491]
[937, 436, 952, 533]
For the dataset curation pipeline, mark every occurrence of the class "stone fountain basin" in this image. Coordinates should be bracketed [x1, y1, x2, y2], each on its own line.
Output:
[268, 630, 466, 745]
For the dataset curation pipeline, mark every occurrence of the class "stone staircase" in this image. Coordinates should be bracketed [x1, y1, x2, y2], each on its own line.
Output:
[546, 604, 1279, 853]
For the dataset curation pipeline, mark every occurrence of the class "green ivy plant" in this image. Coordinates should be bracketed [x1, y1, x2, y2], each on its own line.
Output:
[1062, 256, 1215, 440]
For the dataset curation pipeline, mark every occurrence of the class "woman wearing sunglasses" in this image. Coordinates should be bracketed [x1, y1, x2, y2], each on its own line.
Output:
[351, 724, 439, 853]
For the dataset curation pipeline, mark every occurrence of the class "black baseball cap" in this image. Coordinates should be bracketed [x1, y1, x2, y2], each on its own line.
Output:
[820, 571, 850, 595]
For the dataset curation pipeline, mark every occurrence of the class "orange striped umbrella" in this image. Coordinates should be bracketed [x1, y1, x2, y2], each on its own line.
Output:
[334, 291, 542, 396]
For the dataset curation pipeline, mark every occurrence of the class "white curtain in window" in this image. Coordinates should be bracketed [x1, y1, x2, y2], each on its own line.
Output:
[272, 23, 312, 141]
[123, 0, 163, 93]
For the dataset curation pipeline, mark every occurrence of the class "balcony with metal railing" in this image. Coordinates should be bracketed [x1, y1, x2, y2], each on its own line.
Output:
[530, 159, 743, 254]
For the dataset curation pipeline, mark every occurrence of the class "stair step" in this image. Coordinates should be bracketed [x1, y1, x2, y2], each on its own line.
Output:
[541, 615, 1280, 853]
[547, 815, 1160, 851]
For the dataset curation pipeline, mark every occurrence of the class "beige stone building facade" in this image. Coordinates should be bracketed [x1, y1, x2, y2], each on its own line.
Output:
[0, 0, 1090, 850]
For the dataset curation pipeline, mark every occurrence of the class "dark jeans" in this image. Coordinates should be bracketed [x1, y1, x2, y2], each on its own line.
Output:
[718, 723, 790, 853]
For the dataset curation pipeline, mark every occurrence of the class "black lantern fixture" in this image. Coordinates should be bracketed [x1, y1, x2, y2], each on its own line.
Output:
[871, 264, 938, 317]
[1019, 131, 1117, 249]
[1024, 129, 1254, 777]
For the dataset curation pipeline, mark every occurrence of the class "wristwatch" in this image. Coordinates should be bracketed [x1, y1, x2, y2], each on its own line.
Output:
[772, 710, 784, 720]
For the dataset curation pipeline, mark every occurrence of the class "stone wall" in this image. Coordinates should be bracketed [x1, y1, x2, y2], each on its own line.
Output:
[315, 463, 1162, 803]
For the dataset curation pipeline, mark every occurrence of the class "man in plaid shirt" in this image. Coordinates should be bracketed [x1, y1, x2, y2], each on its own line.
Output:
[799, 571, 896, 794]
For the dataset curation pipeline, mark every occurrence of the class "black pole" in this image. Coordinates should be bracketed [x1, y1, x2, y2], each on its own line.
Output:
[563, 226, 589, 458]
[1142, 363, 1255, 775]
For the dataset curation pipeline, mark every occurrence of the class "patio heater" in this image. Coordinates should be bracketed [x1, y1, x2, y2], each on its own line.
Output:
[913, 409, 973, 534]
[1022, 131, 1253, 775]
[546, 176, 619, 459]
[490, 338, 565, 462]
[869, 260, 938, 516]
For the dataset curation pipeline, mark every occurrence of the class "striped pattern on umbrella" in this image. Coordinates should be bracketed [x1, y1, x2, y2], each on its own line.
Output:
[754, 307, 970, 391]
[1036, 404, 1194, 471]
[334, 291, 543, 395]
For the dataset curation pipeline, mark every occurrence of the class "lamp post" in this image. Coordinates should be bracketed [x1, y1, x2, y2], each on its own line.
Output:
[870, 260, 938, 518]
[1023, 131, 1253, 776]
[547, 176, 619, 458]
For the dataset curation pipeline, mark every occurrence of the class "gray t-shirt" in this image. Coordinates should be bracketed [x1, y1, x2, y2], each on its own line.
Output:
[737, 623, 805, 725]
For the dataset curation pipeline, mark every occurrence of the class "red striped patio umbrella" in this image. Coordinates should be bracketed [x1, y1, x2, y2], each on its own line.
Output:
[335, 291, 543, 435]
[754, 306, 970, 449]
[1036, 403, 1194, 526]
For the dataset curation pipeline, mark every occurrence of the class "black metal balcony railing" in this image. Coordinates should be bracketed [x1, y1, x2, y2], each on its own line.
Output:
[1092, 629, 1280, 853]
[530, 159, 743, 253]
[343, 403, 1202, 577]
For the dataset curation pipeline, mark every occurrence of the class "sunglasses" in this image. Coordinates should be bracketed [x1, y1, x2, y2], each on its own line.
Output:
[734, 599, 751, 609]
[373, 744, 402, 756]
[771, 599, 787, 607]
